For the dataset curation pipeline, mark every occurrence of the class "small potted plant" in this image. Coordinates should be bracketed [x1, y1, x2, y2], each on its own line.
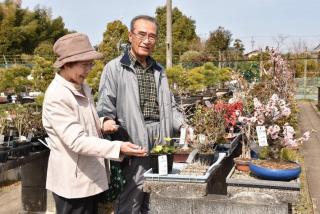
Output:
[149, 137, 176, 173]
[0, 111, 10, 162]
[0, 111, 8, 144]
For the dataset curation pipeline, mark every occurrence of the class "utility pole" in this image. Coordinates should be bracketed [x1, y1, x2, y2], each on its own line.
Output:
[166, 0, 172, 68]
[251, 36, 255, 51]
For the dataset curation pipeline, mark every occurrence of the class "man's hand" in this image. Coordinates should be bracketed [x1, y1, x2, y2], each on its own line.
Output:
[102, 119, 119, 134]
[120, 142, 147, 157]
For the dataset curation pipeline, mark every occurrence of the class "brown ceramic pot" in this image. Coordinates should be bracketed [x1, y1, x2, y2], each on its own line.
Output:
[233, 157, 251, 172]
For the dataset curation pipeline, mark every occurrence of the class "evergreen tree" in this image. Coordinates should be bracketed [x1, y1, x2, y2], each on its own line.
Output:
[154, 6, 198, 65]
[99, 20, 129, 64]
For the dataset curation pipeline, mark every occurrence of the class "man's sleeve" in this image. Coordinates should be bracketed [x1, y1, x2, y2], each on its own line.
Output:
[161, 71, 185, 131]
[96, 62, 118, 120]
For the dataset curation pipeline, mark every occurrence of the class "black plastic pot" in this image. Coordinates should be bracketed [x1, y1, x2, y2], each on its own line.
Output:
[31, 141, 48, 152]
[0, 145, 10, 163]
[149, 153, 174, 174]
[8, 143, 32, 158]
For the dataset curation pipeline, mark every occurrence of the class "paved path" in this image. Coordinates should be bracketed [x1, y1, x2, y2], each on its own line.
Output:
[298, 100, 320, 214]
[0, 182, 21, 214]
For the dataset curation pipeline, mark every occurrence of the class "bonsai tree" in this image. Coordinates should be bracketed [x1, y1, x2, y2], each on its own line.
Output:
[239, 94, 309, 162]
[9, 105, 29, 142]
[189, 104, 227, 154]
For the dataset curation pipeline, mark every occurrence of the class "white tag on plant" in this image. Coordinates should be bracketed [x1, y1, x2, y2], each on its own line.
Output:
[179, 127, 187, 145]
[158, 155, 168, 175]
[0, 134, 4, 144]
[198, 134, 206, 144]
[188, 127, 194, 142]
[256, 126, 268, 147]
[27, 132, 33, 142]
[204, 100, 212, 108]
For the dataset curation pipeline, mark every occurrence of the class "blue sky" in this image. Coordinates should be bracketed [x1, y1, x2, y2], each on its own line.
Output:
[18, 0, 320, 52]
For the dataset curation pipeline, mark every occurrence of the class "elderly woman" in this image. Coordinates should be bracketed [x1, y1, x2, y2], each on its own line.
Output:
[42, 33, 146, 214]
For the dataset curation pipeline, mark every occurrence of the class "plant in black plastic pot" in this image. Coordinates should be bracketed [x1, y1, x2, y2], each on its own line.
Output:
[0, 111, 8, 144]
[149, 137, 176, 174]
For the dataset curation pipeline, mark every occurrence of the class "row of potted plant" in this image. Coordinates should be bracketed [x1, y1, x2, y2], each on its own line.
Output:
[0, 104, 48, 163]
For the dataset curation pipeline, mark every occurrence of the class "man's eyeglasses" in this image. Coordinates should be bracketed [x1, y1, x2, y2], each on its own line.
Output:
[132, 32, 157, 43]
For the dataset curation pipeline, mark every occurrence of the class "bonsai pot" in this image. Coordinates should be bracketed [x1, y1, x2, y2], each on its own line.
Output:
[173, 153, 189, 163]
[149, 153, 173, 174]
[196, 152, 219, 165]
[233, 157, 251, 172]
[249, 160, 301, 181]
[173, 147, 193, 163]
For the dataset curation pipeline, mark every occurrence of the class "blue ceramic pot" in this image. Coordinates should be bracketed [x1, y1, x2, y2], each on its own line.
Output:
[249, 161, 301, 181]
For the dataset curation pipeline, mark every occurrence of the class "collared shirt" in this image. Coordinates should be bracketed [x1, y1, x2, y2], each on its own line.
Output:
[128, 51, 159, 121]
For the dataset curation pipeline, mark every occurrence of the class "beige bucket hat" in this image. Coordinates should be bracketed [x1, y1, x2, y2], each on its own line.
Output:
[53, 33, 103, 68]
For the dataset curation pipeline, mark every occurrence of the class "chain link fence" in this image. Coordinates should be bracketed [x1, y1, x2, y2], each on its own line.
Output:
[295, 77, 320, 100]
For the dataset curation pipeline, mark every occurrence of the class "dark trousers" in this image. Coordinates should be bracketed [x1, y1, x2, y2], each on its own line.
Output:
[53, 192, 99, 214]
[115, 156, 150, 214]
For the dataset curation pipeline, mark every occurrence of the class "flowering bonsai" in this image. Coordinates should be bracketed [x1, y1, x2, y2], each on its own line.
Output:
[214, 100, 243, 133]
[234, 48, 309, 162]
[239, 94, 309, 162]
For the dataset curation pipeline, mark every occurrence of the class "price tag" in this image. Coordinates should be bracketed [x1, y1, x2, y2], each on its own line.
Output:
[158, 155, 168, 175]
[27, 132, 33, 142]
[204, 100, 212, 108]
[188, 127, 194, 142]
[256, 126, 268, 146]
[0, 134, 4, 144]
[198, 134, 206, 144]
[179, 127, 187, 145]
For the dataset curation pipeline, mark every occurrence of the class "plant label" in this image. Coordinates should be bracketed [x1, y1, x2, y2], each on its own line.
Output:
[198, 134, 206, 144]
[204, 100, 212, 108]
[0, 134, 4, 144]
[179, 127, 187, 145]
[158, 155, 168, 175]
[256, 126, 268, 146]
[188, 127, 194, 142]
[27, 132, 33, 142]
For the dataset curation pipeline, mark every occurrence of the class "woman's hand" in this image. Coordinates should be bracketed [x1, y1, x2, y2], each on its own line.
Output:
[120, 142, 147, 157]
[102, 119, 119, 134]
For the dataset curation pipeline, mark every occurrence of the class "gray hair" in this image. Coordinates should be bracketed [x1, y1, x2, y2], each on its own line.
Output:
[130, 15, 159, 35]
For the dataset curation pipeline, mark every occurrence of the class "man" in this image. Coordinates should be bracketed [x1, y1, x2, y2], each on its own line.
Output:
[97, 15, 185, 213]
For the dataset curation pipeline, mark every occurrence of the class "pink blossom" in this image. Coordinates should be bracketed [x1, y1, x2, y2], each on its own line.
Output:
[281, 107, 291, 117]
[283, 138, 298, 147]
[267, 125, 280, 139]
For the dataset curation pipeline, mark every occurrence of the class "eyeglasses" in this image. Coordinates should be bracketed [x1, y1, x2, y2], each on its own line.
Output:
[79, 62, 94, 68]
[132, 31, 157, 43]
